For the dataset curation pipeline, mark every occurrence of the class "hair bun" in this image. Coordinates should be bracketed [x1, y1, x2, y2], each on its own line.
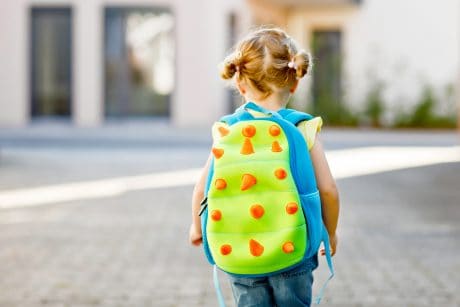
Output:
[293, 50, 311, 80]
[220, 60, 238, 80]
[219, 27, 312, 98]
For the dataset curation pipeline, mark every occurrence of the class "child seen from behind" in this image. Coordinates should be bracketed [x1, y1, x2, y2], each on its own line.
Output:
[189, 27, 340, 307]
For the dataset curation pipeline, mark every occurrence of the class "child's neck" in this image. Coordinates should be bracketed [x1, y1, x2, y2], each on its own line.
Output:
[245, 91, 291, 112]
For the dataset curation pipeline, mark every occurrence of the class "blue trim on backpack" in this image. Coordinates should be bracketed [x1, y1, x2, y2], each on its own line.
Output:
[201, 158, 216, 265]
[278, 108, 314, 124]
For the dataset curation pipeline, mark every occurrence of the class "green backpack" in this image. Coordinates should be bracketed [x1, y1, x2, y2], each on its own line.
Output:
[199, 102, 334, 305]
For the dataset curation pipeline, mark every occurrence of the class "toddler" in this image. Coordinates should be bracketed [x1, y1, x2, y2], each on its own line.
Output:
[189, 27, 339, 307]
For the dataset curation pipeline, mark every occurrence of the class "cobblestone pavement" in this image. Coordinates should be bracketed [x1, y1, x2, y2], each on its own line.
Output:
[0, 129, 459, 307]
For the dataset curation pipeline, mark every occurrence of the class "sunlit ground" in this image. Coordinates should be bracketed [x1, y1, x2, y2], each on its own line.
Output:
[0, 127, 459, 306]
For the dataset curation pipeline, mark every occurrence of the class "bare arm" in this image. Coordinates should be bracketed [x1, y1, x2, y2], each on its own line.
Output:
[189, 154, 212, 246]
[310, 135, 340, 255]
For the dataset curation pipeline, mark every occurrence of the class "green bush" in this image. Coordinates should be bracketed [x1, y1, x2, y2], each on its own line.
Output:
[307, 91, 359, 126]
[291, 83, 457, 129]
[363, 81, 385, 127]
[288, 94, 358, 126]
[394, 85, 457, 128]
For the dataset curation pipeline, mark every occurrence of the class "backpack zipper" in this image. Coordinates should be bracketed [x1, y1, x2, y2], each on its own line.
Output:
[198, 197, 208, 216]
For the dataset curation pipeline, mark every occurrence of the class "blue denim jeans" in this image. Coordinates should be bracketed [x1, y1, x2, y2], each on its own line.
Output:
[227, 255, 318, 307]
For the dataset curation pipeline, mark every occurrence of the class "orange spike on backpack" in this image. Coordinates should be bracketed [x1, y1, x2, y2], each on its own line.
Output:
[220, 244, 232, 255]
[285, 202, 298, 215]
[241, 138, 255, 155]
[269, 125, 281, 136]
[274, 168, 287, 180]
[215, 178, 227, 190]
[218, 126, 230, 137]
[250, 204, 265, 219]
[241, 174, 257, 191]
[242, 125, 256, 137]
[282, 242, 295, 254]
[249, 239, 264, 257]
[212, 147, 224, 159]
[211, 210, 222, 221]
[271, 141, 282, 152]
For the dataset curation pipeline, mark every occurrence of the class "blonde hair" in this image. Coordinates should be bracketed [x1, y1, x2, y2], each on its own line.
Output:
[220, 27, 311, 99]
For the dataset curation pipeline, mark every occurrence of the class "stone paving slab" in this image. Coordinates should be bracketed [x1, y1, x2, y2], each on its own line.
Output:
[0, 157, 459, 306]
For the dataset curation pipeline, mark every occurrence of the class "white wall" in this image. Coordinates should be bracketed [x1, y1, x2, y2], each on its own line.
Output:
[174, 0, 224, 127]
[73, 0, 103, 126]
[0, 0, 246, 127]
[286, 0, 459, 120]
[0, 0, 28, 126]
[345, 0, 460, 118]
[173, 0, 247, 127]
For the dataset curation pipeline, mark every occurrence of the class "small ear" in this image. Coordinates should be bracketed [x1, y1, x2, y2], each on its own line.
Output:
[236, 79, 246, 95]
[289, 80, 299, 94]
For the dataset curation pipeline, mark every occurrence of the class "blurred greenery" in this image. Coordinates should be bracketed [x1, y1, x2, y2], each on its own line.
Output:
[363, 81, 385, 128]
[394, 85, 456, 129]
[308, 92, 359, 126]
[292, 82, 457, 129]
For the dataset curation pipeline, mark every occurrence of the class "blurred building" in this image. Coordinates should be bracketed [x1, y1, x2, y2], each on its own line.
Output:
[0, 0, 249, 128]
[249, 0, 459, 124]
[0, 0, 458, 127]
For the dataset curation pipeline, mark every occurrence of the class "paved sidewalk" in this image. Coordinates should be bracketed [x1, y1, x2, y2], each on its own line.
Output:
[1, 162, 459, 306]
[0, 128, 459, 306]
[0, 164, 460, 307]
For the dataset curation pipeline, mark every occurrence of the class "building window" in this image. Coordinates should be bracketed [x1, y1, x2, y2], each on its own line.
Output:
[312, 30, 342, 122]
[30, 7, 72, 118]
[104, 7, 175, 118]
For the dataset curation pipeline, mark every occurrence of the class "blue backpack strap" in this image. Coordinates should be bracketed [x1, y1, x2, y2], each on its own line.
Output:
[219, 103, 252, 125]
[314, 225, 335, 304]
[213, 265, 226, 307]
[278, 108, 314, 126]
[222, 104, 313, 125]
[220, 102, 284, 125]
[219, 112, 245, 125]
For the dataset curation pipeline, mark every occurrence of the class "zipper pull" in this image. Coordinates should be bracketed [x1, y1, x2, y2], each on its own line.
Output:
[198, 197, 208, 216]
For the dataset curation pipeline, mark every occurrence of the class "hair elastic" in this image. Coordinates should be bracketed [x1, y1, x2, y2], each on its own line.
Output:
[288, 60, 297, 69]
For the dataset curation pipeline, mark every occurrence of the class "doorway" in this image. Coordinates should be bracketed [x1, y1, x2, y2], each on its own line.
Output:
[311, 30, 342, 122]
[30, 7, 72, 118]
